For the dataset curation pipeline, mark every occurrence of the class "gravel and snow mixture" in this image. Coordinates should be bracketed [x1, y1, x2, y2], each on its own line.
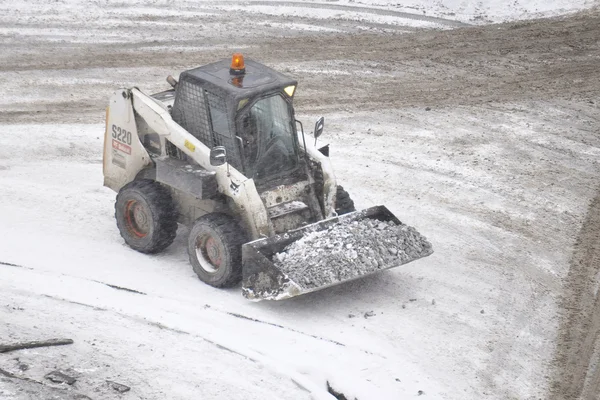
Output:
[273, 218, 433, 289]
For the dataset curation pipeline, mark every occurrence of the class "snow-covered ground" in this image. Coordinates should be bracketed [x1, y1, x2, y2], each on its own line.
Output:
[1, 1, 600, 399]
[2, 100, 599, 398]
[206, 0, 600, 24]
[0, 125, 446, 399]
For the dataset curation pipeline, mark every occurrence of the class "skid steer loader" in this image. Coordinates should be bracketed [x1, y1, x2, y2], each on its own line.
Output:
[103, 54, 433, 300]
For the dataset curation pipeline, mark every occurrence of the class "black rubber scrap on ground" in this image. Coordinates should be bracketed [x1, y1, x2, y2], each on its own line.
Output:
[0, 261, 32, 269]
[327, 381, 357, 400]
[0, 261, 21, 267]
[94, 281, 146, 295]
[0, 338, 73, 353]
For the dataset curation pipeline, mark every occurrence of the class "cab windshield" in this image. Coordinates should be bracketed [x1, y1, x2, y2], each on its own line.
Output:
[237, 94, 299, 181]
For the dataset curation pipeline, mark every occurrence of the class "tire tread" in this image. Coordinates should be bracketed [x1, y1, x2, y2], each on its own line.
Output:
[188, 213, 247, 288]
[115, 179, 178, 254]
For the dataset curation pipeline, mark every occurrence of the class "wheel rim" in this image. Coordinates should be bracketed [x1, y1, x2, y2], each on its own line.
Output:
[125, 200, 150, 238]
[195, 234, 223, 273]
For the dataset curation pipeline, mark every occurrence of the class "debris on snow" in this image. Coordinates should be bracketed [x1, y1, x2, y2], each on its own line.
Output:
[326, 381, 354, 400]
[272, 218, 432, 290]
[15, 359, 29, 371]
[0, 338, 73, 353]
[45, 370, 77, 385]
[96, 281, 146, 295]
[107, 380, 131, 393]
[0, 367, 17, 379]
[364, 311, 376, 319]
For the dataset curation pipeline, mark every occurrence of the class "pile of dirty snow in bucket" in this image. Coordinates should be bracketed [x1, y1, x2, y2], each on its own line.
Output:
[273, 218, 433, 289]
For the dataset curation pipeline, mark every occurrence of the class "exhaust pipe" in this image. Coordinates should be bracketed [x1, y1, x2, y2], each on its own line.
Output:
[166, 75, 178, 88]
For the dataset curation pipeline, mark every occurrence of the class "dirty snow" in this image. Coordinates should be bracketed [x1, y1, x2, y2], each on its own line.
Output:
[314, 0, 600, 23]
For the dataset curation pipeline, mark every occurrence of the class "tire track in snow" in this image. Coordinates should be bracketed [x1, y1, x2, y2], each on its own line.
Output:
[7, 262, 350, 348]
[7, 290, 316, 399]
[231, 1, 469, 27]
[35, 291, 334, 399]
[10, 268, 383, 398]
[550, 188, 600, 399]
[223, 310, 346, 347]
[93, 280, 147, 295]
[113, 4, 420, 33]
[7, 262, 378, 355]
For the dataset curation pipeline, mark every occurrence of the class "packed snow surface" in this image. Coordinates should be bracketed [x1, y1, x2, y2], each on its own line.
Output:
[274, 218, 433, 289]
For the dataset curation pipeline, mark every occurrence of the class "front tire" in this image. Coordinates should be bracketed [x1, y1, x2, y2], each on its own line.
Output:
[115, 179, 178, 253]
[188, 213, 247, 288]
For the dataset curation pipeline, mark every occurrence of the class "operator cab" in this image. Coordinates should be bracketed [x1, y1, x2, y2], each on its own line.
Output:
[170, 54, 304, 190]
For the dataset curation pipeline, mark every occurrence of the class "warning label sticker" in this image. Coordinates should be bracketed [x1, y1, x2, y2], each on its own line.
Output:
[112, 150, 126, 169]
[112, 139, 132, 155]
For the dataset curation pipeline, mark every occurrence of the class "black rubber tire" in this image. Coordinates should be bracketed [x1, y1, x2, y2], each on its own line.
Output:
[335, 185, 356, 215]
[188, 213, 247, 288]
[115, 179, 178, 254]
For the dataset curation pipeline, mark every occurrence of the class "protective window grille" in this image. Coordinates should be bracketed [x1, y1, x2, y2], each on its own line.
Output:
[206, 91, 241, 170]
[205, 91, 229, 146]
[171, 80, 213, 147]
[172, 81, 241, 170]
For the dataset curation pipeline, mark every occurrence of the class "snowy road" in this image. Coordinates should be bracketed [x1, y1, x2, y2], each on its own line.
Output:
[1, 1, 600, 399]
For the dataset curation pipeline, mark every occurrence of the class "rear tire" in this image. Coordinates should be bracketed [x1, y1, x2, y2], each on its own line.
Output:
[335, 185, 356, 215]
[188, 213, 247, 288]
[115, 179, 178, 253]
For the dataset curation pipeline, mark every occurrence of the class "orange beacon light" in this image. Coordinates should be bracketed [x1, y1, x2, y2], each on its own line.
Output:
[230, 53, 245, 75]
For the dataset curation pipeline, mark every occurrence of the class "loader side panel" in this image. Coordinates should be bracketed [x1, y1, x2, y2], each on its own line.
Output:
[154, 157, 218, 199]
[168, 189, 227, 226]
[103, 90, 153, 192]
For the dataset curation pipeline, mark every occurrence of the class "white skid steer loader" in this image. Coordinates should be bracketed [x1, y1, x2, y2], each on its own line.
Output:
[103, 54, 433, 300]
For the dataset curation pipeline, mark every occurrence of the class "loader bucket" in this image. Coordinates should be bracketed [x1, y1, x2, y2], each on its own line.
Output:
[241, 206, 433, 301]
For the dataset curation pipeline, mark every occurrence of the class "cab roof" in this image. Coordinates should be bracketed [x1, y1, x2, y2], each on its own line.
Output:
[179, 58, 297, 100]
